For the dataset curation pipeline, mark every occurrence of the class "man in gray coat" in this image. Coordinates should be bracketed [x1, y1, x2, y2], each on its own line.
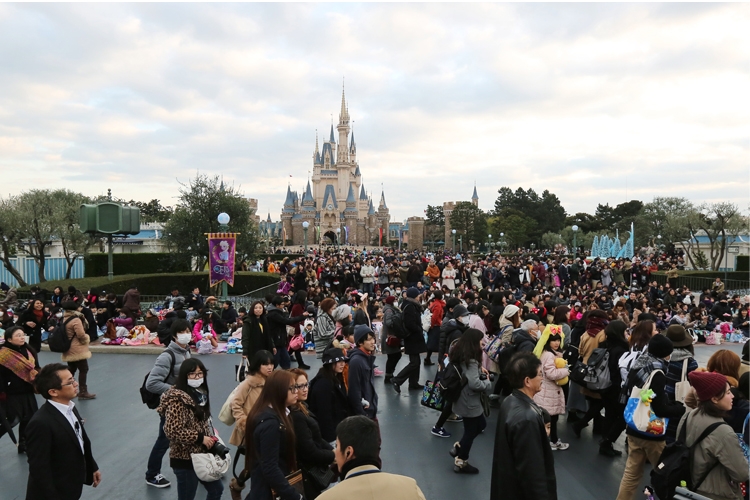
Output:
[143, 319, 192, 488]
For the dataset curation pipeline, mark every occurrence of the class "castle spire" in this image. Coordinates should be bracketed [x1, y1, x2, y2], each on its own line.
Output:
[379, 189, 387, 209]
[339, 80, 350, 124]
[329, 123, 335, 143]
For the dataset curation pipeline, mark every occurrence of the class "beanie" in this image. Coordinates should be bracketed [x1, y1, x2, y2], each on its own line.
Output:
[688, 371, 728, 402]
[384, 296, 396, 305]
[452, 304, 470, 318]
[406, 287, 420, 299]
[353, 325, 373, 346]
[648, 334, 674, 359]
[332, 305, 351, 322]
[503, 304, 520, 318]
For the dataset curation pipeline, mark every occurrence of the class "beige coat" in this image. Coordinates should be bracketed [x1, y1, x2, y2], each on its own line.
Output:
[533, 351, 568, 415]
[229, 373, 265, 446]
[317, 465, 427, 500]
[578, 329, 605, 399]
[61, 311, 91, 363]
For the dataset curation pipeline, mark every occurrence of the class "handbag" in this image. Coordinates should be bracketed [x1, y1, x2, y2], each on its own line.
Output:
[272, 469, 305, 499]
[386, 334, 401, 348]
[235, 359, 249, 383]
[420, 378, 445, 411]
[738, 413, 750, 462]
[289, 334, 304, 351]
[674, 359, 691, 405]
[303, 464, 336, 489]
[624, 369, 669, 438]
[218, 385, 240, 426]
[191, 424, 231, 482]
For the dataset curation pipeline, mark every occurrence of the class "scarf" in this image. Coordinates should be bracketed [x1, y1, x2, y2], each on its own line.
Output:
[0, 345, 37, 384]
[32, 309, 44, 321]
[585, 316, 609, 337]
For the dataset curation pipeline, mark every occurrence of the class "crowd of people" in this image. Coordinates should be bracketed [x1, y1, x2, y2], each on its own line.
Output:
[1, 245, 749, 500]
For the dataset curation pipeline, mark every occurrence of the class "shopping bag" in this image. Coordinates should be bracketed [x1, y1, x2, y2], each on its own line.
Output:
[624, 369, 669, 437]
[675, 359, 691, 405]
[420, 378, 445, 411]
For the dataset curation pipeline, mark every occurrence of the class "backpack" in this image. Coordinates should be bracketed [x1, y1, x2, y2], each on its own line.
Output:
[650, 418, 727, 500]
[438, 362, 467, 403]
[496, 337, 519, 375]
[48, 317, 77, 353]
[483, 325, 513, 364]
[140, 350, 176, 409]
[618, 348, 643, 388]
[384, 305, 409, 339]
[582, 348, 612, 391]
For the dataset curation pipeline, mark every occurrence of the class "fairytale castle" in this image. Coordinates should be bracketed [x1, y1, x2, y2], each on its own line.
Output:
[280, 88, 390, 246]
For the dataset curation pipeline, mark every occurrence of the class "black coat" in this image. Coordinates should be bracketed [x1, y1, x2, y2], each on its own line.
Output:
[307, 373, 351, 443]
[25, 402, 98, 500]
[248, 409, 298, 500]
[290, 406, 334, 467]
[242, 315, 274, 360]
[401, 298, 426, 355]
[18, 309, 48, 351]
[266, 306, 305, 348]
[439, 318, 466, 362]
[511, 329, 537, 354]
[157, 311, 178, 346]
[491, 390, 557, 500]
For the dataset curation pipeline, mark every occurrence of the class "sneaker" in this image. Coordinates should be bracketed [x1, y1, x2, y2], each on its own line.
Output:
[146, 474, 171, 488]
[550, 440, 569, 451]
[374, 368, 384, 376]
[453, 457, 479, 474]
[431, 427, 452, 438]
[446, 414, 463, 423]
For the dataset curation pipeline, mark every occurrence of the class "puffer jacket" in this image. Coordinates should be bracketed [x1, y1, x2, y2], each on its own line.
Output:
[533, 351, 568, 416]
[61, 311, 91, 363]
[453, 359, 491, 418]
[438, 318, 466, 362]
[677, 409, 749, 500]
[230, 373, 265, 446]
[158, 387, 213, 468]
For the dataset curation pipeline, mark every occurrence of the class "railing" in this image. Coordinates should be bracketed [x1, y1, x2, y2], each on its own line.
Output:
[652, 274, 749, 293]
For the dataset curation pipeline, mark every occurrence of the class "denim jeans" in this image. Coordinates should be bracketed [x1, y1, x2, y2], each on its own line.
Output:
[146, 415, 169, 480]
[173, 467, 224, 500]
[457, 414, 486, 460]
[275, 347, 291, 369]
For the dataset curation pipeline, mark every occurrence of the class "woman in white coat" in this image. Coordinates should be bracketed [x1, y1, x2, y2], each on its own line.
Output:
[533, 324, 570, 451]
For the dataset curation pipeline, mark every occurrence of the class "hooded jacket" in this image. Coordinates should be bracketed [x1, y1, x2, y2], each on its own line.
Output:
[347, 347, 378, 419]
[438, 317, 466, 363]
[61, 311, 91, 363]
[157, 387, 213, 467]
[145, 341, 191, 395]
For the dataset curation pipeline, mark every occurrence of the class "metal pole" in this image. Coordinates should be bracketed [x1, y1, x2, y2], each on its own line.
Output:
[724, 235, 728, 282]
[304, 227, 308, 254]
[452, 234, 456, 252]
[220, 222, 228, 300]
[573, 232, 577, 256]
[107, 234, 113, 281]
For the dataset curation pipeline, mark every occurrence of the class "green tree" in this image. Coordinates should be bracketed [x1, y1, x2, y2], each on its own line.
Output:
[634, 197, 693, 250]
[685, 202, 745, 271]
[450, 202, 488, 248]
[14, 190, 60, 282]
[164, 174, 260, 272]
[126, 199, 173, 224]
[493, 187, 566, 242]
[492, 208, 537, 249]
[424, 204, 445, 247]
[51, 190, 101, 279]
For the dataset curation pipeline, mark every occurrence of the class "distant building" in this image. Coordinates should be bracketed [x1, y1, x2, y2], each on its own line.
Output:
[676, 232, 749, 271]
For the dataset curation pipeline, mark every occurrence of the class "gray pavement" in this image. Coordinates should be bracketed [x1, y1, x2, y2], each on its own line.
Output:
[0, 343, 742, 500]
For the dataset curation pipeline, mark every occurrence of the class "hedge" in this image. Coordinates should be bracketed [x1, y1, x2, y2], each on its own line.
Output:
[17, 272, 279, 296]
[84, 253, 191, 277]
[737, 256, 749, 273]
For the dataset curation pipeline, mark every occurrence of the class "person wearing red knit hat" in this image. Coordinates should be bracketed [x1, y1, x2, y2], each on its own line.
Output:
[675, 371, 749, 500]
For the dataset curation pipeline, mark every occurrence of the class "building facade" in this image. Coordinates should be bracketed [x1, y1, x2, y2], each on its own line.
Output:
[281, 89, 390, 246]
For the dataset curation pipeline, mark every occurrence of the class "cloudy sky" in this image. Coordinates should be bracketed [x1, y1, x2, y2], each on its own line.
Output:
[1, 3, 748, 223]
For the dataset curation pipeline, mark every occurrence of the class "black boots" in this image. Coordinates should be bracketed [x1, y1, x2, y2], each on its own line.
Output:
[598, 439, 623, 457]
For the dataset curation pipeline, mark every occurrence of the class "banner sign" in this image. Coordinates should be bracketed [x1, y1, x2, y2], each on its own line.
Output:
[208, 232, 236, 287]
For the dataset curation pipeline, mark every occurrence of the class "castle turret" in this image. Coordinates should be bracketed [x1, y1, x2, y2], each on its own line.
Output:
[472, 184, 479, 207]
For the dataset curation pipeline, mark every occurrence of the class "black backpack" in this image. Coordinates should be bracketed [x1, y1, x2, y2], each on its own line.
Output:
[385, 305, 409, 339]
[48, 317, 77, 353]
[140, 350, 176, 409]
[650, 418, 727, 500]
[438, 362, 467, 403]
[582, 348, 612, 392]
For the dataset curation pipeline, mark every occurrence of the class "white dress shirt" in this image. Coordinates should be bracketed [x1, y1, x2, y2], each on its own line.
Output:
[48, 400, 85, 453]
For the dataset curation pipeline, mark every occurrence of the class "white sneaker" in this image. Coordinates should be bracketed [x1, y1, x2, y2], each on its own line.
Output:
[550, 440, 569, 451]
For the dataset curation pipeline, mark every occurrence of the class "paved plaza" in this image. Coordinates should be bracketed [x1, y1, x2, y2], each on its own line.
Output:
[0, 344, 741, 500]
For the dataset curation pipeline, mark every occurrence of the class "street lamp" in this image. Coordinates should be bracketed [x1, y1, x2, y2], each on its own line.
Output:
[572, 225, 579, 256]
[302, 221, 309, 254]
[452, 229, 457, 252]
[459, 236, 463, 253]
[217, 212, 231, 300]
[336, 227, 341, 251]
[488, 234, 492, 252]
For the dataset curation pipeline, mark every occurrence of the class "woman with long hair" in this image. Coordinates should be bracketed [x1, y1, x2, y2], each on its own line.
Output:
[447, 328, 492, 474]
[230, 350, 274, 446]
[192, 308, 219, 348]
[289, 291, 311, 370]
[532, 325, 570, 451]
[0, 326, 40, 453]
[158, 358, 223, 500]
[307, 347, 351, 443]
[17, 299, 48, 353]
[552, 305, 571, 338]
[242, 301, 274, 362]
[244, 370, 301, 500]
[288, 368, 335, 500]
[572, 310, 609, 437]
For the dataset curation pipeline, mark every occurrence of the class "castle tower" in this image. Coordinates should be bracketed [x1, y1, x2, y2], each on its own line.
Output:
[472, 184, 479, 207]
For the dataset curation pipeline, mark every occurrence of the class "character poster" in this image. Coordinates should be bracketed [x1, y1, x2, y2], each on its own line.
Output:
[208, 233, 236, 287]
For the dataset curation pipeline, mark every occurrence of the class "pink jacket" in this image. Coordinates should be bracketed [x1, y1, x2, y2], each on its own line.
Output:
[192, 320, 218, 343]
[532, 351, 568, 416]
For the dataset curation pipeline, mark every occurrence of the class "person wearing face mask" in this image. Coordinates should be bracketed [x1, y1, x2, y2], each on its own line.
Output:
[438, 305, 470, 368]
[143, 319, 193, 489]
[512, 319, 541, 354]
[158, 358, 223, 500]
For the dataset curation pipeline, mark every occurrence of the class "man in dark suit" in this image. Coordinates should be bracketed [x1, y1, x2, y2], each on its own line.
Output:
[25, 363, 101, 500]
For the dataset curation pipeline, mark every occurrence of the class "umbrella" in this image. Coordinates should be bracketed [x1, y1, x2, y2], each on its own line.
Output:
[0, 402, 18, 444]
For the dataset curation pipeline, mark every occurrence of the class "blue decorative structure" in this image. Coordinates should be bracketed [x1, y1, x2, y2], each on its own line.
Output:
[590, 223, 634, 260]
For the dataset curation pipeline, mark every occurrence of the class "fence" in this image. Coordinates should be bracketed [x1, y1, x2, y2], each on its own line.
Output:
[652, 274, 750, 292]
[139, 281, 282, 313]
[0, 256, 85, 287]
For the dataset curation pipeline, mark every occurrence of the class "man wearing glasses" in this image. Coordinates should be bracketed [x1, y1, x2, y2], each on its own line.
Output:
[24, 363, 101, 500]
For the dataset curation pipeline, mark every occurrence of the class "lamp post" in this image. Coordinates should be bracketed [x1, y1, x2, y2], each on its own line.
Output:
[500, 232, 504, 251]
[572, 225, 579, 256]
[302, 221, 309, 254]
[488, 234, 492, 252]
[459, 236, 463, 253]
[336, 227, 341, 251]
[452, 229, 456, 252]
[217, 212, 230, 300]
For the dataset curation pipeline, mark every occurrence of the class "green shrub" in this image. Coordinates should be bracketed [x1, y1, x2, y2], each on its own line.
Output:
[84, 253, 191, 277]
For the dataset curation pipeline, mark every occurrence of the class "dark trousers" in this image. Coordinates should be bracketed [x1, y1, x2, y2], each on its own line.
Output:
[275, 347, 291, 369]
[435, 401, 454, 428]
[385, 352, 402, 375]
[173, 467, 223, 500]
[393, 354, 420, 387]
[604, 403, 627, 443]
[290, 349, 306, 366]
[457, 415, 486, 459]
[550, 414, 559, 443]
[146, 415, 169, 480]
[67, 359, 90, 392]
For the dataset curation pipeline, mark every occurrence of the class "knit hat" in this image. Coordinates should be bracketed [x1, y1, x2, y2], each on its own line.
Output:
[322, 347, 349, 365]
[0, 282, 9, 292]
[648, 334, 674, 359]
[384, 296, 396, 305]
[353, 325, 374, 345]
[332, 304, 352, 322]
[406, 287, 420, 299]
[452, 304, 470, 318]
[61, 301, 79, 311]
[688, 371, 728, 402]
[503, 304, 520, 318]
[665, 325, 693, 348]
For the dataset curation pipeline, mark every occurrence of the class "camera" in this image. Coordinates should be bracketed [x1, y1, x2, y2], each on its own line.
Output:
[209, 440, 230, 459]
